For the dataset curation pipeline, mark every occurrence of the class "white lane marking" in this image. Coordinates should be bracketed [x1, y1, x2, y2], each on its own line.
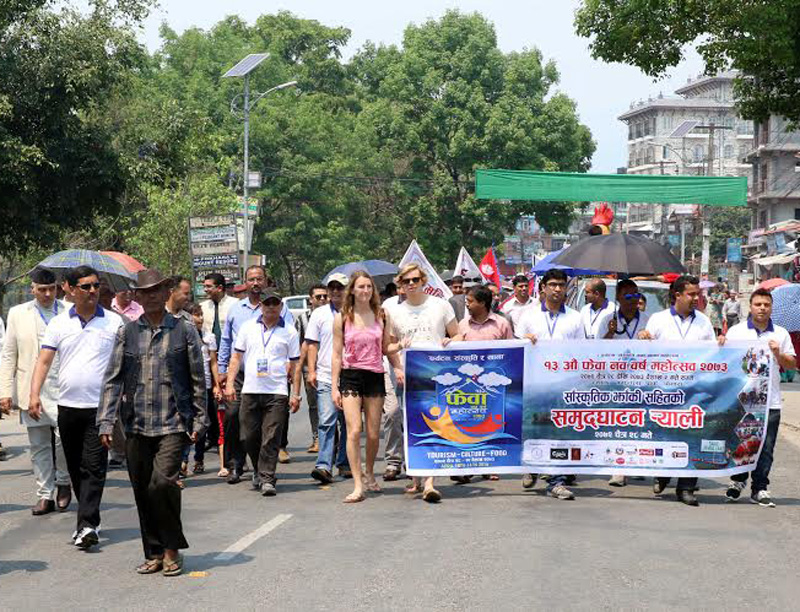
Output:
[214, 513, 292, 561]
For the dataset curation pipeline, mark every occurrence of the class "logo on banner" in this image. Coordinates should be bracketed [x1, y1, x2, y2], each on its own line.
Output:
[415, 362, 516, 449]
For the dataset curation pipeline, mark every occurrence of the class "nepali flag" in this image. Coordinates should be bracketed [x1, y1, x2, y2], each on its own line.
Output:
[479, 247, 502, 287]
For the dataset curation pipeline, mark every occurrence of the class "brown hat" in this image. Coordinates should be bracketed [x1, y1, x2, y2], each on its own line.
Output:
[132, 268, 170, 290]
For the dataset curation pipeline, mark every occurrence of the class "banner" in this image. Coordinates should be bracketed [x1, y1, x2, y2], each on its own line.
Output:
[454, 247, 482, 283]
[404, 340, 773, 478]
[398, 240, 452, 300]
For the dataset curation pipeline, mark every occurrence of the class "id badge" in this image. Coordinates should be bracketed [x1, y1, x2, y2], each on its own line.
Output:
[256, 358, 269, 377]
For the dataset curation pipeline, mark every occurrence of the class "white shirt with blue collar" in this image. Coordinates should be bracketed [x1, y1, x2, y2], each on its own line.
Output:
[608, 308, 649, 340]
[515, 301, 583, 341]
[580, 299, 616, 339]
[645, 306, 715, 342]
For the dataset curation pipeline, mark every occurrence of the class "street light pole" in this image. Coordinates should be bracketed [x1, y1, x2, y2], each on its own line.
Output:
[242, 74, 251, 280]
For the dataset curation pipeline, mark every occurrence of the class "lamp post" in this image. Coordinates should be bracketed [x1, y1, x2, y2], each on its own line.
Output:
[223, 54, 297, 279]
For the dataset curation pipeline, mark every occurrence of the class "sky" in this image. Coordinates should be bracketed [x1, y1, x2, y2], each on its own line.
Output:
[137, 0, 705, 174]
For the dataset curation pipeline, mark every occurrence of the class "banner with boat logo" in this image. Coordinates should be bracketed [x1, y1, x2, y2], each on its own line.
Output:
[404, 340, 773, 477]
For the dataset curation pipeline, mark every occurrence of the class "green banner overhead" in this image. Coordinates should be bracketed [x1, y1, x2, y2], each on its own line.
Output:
[475, 169, 748, 206]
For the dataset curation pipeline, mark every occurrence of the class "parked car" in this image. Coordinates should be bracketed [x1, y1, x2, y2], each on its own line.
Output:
[568, 279, 671, 318]
[284, 294, 311, 321]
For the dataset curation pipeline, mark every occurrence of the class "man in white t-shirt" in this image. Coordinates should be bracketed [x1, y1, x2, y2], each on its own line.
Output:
[721, 288, 796, 507]
[580, 278, 615, 339]
[29, 265, 124, 549]
[639, 275, 718, 507]
[225, 290, 301, 496]
[516, 269, 582, 500]
[389, 263, 459, 503]
[500, 274, 538, 333]
[307, 273, 351, 484]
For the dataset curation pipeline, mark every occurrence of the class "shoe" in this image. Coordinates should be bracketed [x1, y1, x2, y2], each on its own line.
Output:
[107, 458, 125, 470]
[608, 475, 627, 487]
[750, 490, 776, 508]
[0, 444, 8, 461]
[74, 527, 99, 550]
[311, 467, 334, 484]
[677, 490, 699, 506]
[261, 482, 277, 497]
[32, 499, 55, 516]
[653, 479, 667, 495]
[278, 448, 291, 464]
[548, 484, 575, 500]
[564, 475, 577, 486]
[725, 480, 746, 502]
[251, 474, 262, 491]
[383, 466, 400, 481]
[450, 475, 472, 484]
[180, 461, 189, 477]
[307, 440, 319, 453]
[56, 485, 71, 511]
[522, 474, 537, 489]
[226, 471, 242, 484]
[338, 467, 353, 479]
[192, 461, 205, 474]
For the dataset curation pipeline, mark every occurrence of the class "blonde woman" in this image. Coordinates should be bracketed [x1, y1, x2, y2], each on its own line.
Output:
[331, 271, 396, 503]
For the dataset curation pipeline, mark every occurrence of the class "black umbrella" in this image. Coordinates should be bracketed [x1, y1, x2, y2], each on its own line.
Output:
[551, 234, 686, 276]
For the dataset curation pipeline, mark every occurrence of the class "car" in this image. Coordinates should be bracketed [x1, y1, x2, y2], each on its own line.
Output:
[568, 279, 671, 318]
[284, 294, 311, 321]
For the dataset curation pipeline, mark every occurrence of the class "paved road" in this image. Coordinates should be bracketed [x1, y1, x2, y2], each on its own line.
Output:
[2, 391, 800, 610]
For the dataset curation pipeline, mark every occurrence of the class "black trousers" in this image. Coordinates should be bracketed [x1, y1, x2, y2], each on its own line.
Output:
[126, 433, 189, 558]
[656, 477, 698, 493]
[58, 406, 107, 530]
[194, 392, 217, 462]
[223, 371, 246, 473]
[240, 394, 288, 485]
[280, 409, 290, 449]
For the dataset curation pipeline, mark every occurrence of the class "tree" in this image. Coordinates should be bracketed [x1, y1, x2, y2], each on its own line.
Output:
[575, 0, 800, 124]
[0, 0, 152, 254]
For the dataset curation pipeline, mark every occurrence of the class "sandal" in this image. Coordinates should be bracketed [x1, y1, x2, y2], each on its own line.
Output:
[217, 467, 230, 478]
[193, 462, 204, 474]
[136, 558, 163, 574]
[404, 482, 423, 495]
[422, 488, 442, 503]
[365, 480, 382, 493]
[343, 492, 365, 504]
[162, 554, 183, 577]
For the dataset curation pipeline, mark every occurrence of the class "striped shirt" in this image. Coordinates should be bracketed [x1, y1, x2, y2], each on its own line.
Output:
[98, 313, 207, 437]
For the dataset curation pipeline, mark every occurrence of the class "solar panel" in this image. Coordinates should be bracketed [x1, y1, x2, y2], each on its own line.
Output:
[223, 54, 269, 78]
[669, 120, 700, 139]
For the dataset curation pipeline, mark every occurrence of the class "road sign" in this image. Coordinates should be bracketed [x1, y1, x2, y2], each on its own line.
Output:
[189, 214, 240, 297]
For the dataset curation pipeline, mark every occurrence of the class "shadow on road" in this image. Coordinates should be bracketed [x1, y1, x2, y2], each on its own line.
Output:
[0, 560, 48, 575]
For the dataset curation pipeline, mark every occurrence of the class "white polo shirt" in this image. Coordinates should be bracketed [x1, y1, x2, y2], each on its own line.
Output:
[304, 303, 339, 385]
[41, 306, 123, 408]
[234, 317, 300, 395]
[608, 309, 650, 340]
[645, 307, 715, 342]
[501, 297, 538, 332]
[727, 317, 795, 410]
[580, 299, 616, 339]
[515, 302, 583, 341]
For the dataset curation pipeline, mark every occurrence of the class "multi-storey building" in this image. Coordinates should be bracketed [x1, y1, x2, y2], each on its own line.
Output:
[618, 72, 753, 239]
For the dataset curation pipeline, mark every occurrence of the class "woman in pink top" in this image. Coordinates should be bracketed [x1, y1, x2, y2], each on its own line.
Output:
[332, 271, 395, 503]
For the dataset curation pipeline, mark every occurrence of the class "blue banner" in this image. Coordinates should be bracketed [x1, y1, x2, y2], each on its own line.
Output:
[404, 340, 773, 477]
[726, 237, 742, 263]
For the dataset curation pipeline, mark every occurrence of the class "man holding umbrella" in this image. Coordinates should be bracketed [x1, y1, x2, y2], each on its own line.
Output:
[98, 269, 207, 576]
[638, 275, 718, 506]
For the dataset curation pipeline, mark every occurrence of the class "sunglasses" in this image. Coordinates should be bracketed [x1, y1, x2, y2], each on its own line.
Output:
[401, 277, 423, 286]
[312, 295, 328, 301]
[75, 282, 101, 292]
[623, 293, 643, 301]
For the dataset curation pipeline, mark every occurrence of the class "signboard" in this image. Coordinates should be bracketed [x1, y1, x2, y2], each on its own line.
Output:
[726, 237, 742, 263]
[189, 214, 240, 297]
[237, 196, 259, 217]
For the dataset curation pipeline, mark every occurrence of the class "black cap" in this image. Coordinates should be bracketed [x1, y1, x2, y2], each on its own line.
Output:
[259, 289, 283, 304]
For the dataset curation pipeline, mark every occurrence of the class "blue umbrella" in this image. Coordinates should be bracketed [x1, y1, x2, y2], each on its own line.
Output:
[770, 283, 800, 332]
[37, 249, 137, 292]
[323, 260, 398, 286]
[530, 249, 606, 276]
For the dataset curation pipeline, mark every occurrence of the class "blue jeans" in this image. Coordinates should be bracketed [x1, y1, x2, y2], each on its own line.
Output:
[315, 383, 349, 472]
[732, 409, 780, 492]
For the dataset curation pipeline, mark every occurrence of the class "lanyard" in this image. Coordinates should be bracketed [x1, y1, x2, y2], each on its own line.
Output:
[261, 323, 278, 353]
[617, 313, 640, 339]
[587, 302, 607, 334]
[35, 301, 58, 325]
[672, 312, 695, 340]
[545, 311, 560, 339]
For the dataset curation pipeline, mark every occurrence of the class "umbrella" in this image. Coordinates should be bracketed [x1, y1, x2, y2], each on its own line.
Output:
[552, 233, 685, 276]
[323, 260, 399, 288]
[758, 278, 790, 291]
[37, 249, 137, 293]
[770, 283, 800, 332]
[530, 249, 607, 276]
[101, 251, 146, 274]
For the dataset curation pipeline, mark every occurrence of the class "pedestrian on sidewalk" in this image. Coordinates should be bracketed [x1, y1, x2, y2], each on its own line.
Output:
[295, 284, 328, 454]
[223, 290, 301, 496]
[98, 269, 207, 576]
[189, 303, 221, 476]
[0, 267, 72, 515]
[29, 265, 124, 549]
[721, 288, 796, 507]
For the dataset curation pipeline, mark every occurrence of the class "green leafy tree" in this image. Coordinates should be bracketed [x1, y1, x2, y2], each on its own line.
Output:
[575, 0, 800, 124]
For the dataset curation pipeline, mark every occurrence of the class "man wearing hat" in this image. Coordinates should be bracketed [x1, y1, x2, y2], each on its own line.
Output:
[98, 269, 207, 576]
[0, 267, 72, 515]
[223, 290, 301, 496]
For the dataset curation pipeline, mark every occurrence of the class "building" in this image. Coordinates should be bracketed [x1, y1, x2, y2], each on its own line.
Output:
[618, 72, 753, 240]
[500, 215, 572, 275]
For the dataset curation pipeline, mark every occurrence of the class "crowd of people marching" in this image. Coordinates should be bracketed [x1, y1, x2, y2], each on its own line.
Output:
[0, 261, 795, 576]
